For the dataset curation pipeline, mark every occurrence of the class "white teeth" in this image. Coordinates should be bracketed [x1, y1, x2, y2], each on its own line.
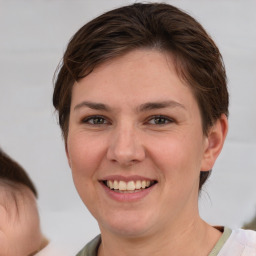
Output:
[113, 180, 119, 190]
[107, 180, 114, 189]
[119, 181, 126, 191]
[105, 180, 154, 191]
[135, 180, 142, 189]
[127, 181, 136, 191]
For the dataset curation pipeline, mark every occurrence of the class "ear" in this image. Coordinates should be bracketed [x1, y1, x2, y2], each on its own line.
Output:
[201, 114, 228, 171]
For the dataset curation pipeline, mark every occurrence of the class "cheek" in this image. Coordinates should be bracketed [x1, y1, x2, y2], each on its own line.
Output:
[149, 132, 204, 182]
[3, 206, 42, 255]
[67, 133, 107, 194]
[152, 137, 204, 211]
[0, 205, 7, 230]
[0, 234, 8, 256]
[68, 133, 103, 171]
[0, 207, 8, 254]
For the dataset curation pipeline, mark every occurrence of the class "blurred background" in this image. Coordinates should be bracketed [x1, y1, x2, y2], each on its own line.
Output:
[0, 0, 256, 254]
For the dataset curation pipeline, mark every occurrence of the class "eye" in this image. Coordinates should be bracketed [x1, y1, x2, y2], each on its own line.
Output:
[147, 115, 174, 125]
[82, 115, 108, 125]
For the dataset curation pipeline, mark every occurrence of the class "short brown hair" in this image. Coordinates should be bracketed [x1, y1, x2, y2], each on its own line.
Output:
[53, 3, 229, 189]
[0, 148, 38, 197]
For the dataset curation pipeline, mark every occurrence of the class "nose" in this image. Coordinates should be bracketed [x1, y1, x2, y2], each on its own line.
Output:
[106, 123, 146, 166]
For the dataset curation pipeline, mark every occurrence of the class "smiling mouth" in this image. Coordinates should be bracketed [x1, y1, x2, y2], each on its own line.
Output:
[102, 180, 157, 193]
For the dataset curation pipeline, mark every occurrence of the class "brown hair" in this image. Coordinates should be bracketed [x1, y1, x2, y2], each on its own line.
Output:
[0, 148, 38, 197]
[53, 3, 229, 189]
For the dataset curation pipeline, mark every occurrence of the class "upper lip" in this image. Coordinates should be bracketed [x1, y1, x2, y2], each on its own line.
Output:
[99, 175, 157, 182]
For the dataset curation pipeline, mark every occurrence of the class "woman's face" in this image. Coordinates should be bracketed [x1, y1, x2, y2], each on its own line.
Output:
[67, 49, 213, 238]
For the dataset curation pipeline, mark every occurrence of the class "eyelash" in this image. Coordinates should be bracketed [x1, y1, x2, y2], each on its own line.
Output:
[146, 115, 174, 125]
[81, 115, 174, 126]
[82, 115, 110, 125]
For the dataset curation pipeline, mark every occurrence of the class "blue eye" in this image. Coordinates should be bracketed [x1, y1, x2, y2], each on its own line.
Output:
[82, 116, 108, 125]
[148, 116, 173, 125]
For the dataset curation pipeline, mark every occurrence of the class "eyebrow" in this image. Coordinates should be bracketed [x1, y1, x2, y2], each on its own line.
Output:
[74, 101, 110, 111]
[74, 100, 185, 112]
[138, 100, 186, 112]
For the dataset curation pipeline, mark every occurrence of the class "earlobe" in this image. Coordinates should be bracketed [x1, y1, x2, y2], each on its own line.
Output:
[201, 114, 228, 171]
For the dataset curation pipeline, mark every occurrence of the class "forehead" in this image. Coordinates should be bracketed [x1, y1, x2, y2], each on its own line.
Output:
[71, 49, 196, 110]
[0, 184, 36, 222]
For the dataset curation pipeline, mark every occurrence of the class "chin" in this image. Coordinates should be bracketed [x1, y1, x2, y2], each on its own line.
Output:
[99, 210, 156, 238]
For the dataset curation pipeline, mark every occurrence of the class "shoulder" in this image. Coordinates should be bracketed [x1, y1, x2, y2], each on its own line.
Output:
[219, 229, 256, 256]
[76, 235, 101, 256]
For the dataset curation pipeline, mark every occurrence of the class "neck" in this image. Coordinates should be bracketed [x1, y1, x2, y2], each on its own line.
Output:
[98, 218, 221, 256]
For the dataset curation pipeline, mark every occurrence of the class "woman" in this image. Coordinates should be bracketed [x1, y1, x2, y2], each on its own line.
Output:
[53, 3, 256, 256]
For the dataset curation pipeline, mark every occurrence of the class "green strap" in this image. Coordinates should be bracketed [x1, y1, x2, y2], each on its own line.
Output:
[208, 227, 232, 256]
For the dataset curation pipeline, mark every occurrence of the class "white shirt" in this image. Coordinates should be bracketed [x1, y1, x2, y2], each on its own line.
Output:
[35, 243, 69, 256]
[218, 229, 256, 256]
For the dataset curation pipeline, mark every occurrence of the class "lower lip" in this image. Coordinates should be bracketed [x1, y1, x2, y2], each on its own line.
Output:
[100, 182, 156, 202]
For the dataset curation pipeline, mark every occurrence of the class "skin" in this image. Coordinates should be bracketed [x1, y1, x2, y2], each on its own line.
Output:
[66, 49, 228, 256]
[0, 184, 47, 256]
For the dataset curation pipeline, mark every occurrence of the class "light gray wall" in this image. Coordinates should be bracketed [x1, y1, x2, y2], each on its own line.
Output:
[1, 0, 256, 254]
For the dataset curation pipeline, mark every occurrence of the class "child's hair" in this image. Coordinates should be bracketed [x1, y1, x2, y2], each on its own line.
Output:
[0, 148, 37, 198]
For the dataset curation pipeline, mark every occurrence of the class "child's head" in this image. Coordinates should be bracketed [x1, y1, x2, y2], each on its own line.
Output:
[0, 149, 47, 256]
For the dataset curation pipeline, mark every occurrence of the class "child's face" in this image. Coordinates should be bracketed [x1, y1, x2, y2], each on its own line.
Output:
[0, 184, 44, 256]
